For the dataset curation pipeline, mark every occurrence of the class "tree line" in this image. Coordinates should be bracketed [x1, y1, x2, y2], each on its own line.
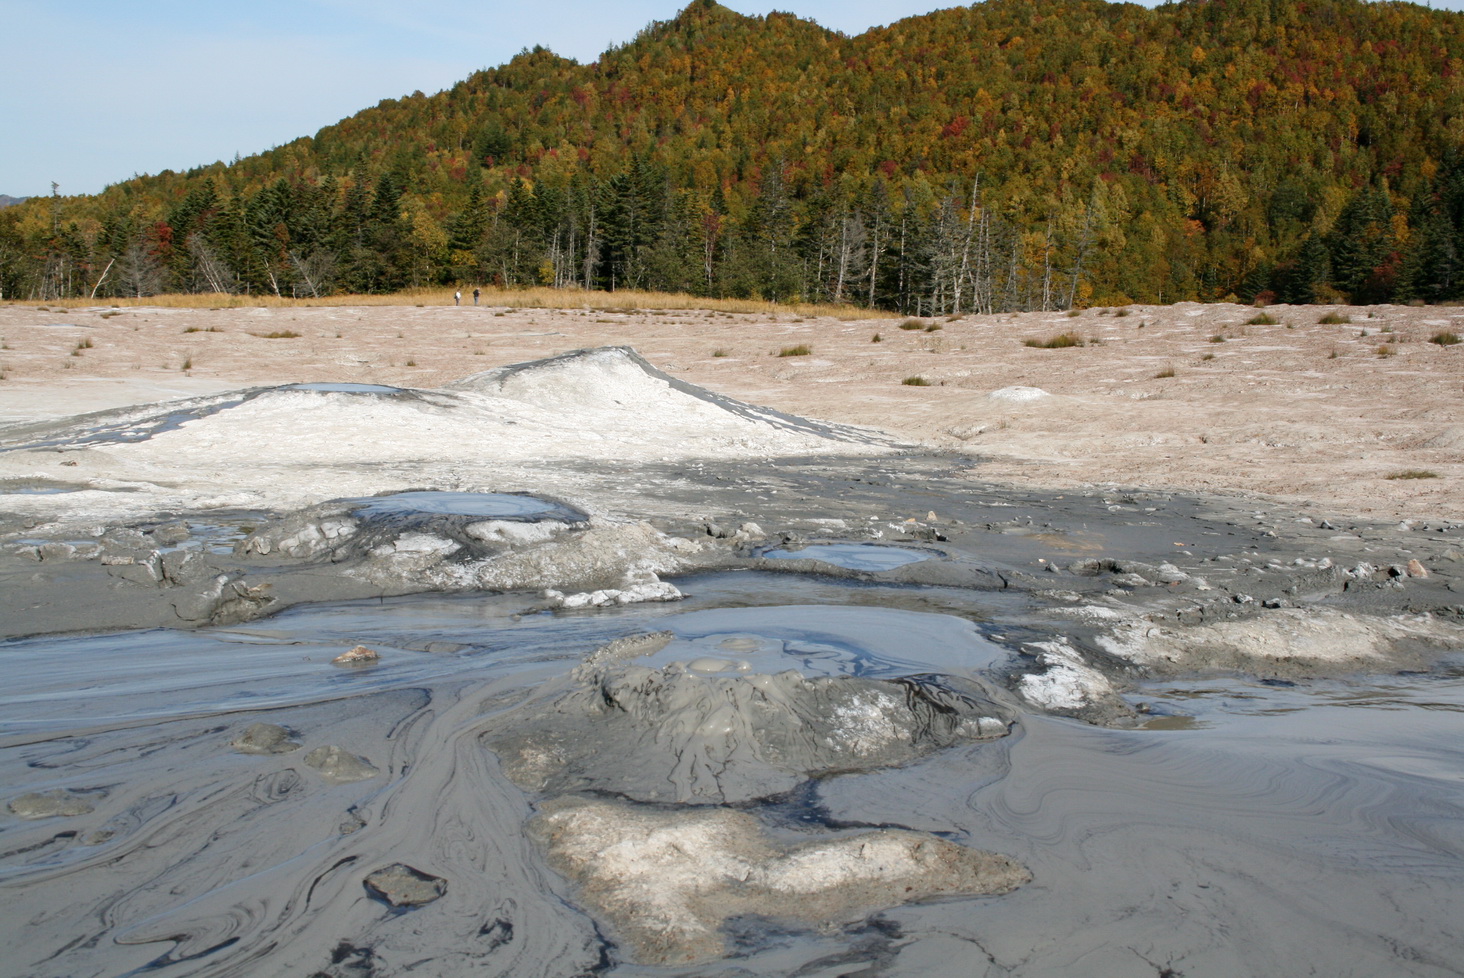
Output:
[5, 0, 1464, 309]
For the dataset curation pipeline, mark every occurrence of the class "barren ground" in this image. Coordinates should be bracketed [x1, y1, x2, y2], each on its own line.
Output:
[0, 299, 1459, 520]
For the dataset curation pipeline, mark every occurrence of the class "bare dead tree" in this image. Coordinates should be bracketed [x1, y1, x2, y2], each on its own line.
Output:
[188, 234, 236, 294]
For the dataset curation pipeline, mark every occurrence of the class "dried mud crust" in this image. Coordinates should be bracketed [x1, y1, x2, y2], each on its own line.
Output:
[0, 300, 1459, 521]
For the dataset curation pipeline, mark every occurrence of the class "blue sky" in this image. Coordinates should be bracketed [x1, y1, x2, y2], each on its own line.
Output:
[2, 0, 1459, 198]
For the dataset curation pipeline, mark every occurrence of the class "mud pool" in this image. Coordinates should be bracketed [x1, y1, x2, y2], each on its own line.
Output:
[2, 571, 1462, 976]
[1, 350, 1462, 977]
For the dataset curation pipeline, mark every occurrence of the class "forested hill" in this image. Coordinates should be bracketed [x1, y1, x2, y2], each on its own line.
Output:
[8, 0, 1464, 311]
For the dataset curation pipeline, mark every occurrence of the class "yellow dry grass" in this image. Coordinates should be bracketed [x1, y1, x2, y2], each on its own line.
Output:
[11, 287, 897, 320]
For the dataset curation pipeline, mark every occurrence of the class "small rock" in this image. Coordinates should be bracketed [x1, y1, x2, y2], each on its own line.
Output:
[333, 645, 381, 665]
[304, 746, 380, 784]
[1233, 593, 1254, 604]
[1406, 559, 1430, 578]
[8, 788, 96, 819]
[232, 722, 301, 755]
[364, 863, 447, 907]
[149, 521, 191, 546]
[736, 521, 765, 540]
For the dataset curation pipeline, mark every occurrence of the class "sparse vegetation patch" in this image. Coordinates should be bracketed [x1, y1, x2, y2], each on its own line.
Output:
[902, 376, 932, 386]
[1024, 332, 1084, 349]
[778, 344, 811, 357]
[1386, 469, 1439, 480]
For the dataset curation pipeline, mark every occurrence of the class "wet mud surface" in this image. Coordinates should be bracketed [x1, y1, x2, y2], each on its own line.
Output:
[1, 353, 1462, 977]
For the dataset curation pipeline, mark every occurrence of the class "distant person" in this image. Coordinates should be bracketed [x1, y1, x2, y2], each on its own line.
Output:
[454, 290, 462, 306]
[473, 287, 481, 306]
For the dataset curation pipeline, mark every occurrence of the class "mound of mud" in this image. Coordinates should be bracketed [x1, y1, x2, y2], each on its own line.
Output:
[0, 347, 895, 519]
[445, 346, 889, 446]
[493, 626, 1013, 804]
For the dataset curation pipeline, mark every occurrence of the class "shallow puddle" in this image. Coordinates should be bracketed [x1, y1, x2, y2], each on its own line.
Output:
[762, 542, 930, 571]
[349, 490, 583, 521]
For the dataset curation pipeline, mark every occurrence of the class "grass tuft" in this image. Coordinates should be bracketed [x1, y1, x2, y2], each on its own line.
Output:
[1024, 331, 1084, 349]
[778, 344, 812, 357]
[711, 348, 729, 357]
[1153, 366, 1176, 378]
[1430, 331, 1461, 346]
[253, 330, 302, 339]
[898, 319, 926, 331]
[924, 323, 943, 332]
[1319, 311, 1351, 324]
[1386, 469, 1439, 480]
[1246, 312, 1279, 326]
[902, 376, 932, 386]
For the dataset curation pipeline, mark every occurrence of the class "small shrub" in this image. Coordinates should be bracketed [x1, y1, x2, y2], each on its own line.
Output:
[1200, 352, 1216, 361]
[1376, 344, 1395, 358]
[1329, 348, 1340, 359]
[1065, 309, 1081, 318]
[1246, 312, 1279, 326]
[181, 357, 192, 371]
[1154, 366, 1176, 378]
[1024, 331, 1085, 349]
[99, 310, 122, 319]
[924, 323, 943, 332]
[712, 348, 729, 357]
[1319, 311, 1351, 324]
[256, 330, 301, 339]
[898, 319, 925, 330]
[902, 376, 932, 386]
[1386, 469, 1439, 480]
[778, 344, 812, 357]
[1209, 334, 1226, 343]
[1430, 331, 1461, 346]
[76, 337, 93, 349]
[406, 359, 417, 366]
[871, 333, 882, 343]
[1115, 308, 1132, 317]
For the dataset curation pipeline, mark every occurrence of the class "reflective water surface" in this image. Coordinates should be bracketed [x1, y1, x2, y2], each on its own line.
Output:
[763, 542, 931, 571]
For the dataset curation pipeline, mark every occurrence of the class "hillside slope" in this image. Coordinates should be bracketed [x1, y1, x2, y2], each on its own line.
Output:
[6, 0, 1464, 309]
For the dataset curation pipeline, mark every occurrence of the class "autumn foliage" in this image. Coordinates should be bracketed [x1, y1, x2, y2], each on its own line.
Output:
[7, 0, 1464, 311]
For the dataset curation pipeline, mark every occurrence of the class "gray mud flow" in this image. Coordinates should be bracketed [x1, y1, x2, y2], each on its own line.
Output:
[1, 570, 1461, 976]
[1, 348, 1462, 975]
